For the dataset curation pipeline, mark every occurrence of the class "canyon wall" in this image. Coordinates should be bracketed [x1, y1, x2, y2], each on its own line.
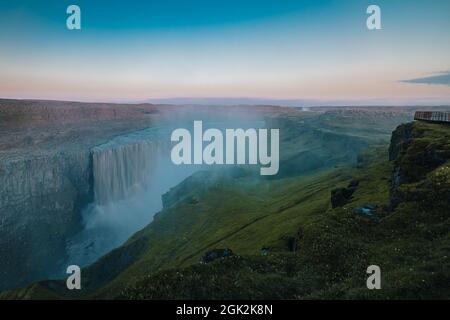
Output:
[0, 128, 169, 291]
[0, 151, 93, 290]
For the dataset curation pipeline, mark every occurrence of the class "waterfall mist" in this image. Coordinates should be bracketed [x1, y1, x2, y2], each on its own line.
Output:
[66, 131, 198, 268]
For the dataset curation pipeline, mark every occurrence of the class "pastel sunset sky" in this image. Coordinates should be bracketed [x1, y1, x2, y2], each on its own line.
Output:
[1, 0, 449, 105]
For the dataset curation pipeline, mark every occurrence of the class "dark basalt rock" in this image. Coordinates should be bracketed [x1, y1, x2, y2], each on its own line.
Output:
[284, 227, 304, 253]
[201, 248, 234, 264]
[388, 122, 450, 209]
[388, 122, 416, 161]
[330, 180, 359, 208]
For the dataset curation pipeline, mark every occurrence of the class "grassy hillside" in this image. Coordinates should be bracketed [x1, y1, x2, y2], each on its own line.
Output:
[109, 152, 392, 299]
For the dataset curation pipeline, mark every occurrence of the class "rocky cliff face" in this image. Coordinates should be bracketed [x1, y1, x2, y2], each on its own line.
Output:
[0, 151, 93, 290]
[0, 98, 293, 292]
[389, 122, 450, 208]
[0, 128, 170, 291]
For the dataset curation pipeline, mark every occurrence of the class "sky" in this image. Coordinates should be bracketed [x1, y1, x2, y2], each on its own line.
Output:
[0, 0, 449, 106]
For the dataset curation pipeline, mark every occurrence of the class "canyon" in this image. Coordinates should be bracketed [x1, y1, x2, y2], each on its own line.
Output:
[0, 99, 436, 292]
[0, 99, 280, 290]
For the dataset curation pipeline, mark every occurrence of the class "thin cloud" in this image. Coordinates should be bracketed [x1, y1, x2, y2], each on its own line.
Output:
[401, 71, 450, 86]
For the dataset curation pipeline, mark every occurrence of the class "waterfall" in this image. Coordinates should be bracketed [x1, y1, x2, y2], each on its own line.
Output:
[66, 127, 197, 267]
[92, 140, 166, 205]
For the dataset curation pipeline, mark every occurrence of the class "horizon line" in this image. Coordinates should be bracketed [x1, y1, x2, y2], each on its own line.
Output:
[1, 96, 450, 108]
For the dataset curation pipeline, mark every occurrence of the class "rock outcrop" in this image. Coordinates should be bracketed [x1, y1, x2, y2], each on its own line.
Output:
[388, 122, 450, 208]
[330, 180, 359, 208]
[201, 248, 234, 264]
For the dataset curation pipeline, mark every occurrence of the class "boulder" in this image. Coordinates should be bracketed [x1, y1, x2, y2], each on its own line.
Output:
[201, 248, 234, 264]
[331, 180, 359, 208]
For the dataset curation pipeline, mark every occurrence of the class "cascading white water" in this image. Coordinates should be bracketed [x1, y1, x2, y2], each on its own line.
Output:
[92, 140, 166, 205]
[66, 127, 197, 268]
